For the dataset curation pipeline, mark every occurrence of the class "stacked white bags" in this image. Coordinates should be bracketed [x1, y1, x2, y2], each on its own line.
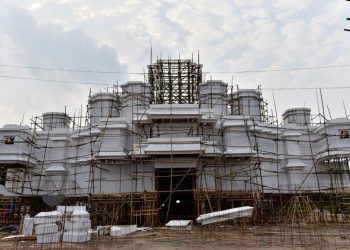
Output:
[34, 211, 63, 244]
[32, 206, 91, 244]
[62, 209, 91, 242]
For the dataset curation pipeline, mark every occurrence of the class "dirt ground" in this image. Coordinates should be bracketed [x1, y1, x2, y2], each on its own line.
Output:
[1, 224, 350, 250]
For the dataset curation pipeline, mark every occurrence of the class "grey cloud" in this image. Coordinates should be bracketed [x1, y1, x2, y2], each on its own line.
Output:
[0, 4, 127, 83]
[1, 0, 350, 125]
[0, 3, 127, 125]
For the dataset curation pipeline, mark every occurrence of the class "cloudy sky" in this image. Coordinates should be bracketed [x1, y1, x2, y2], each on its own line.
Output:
[0, 0, 350, 126]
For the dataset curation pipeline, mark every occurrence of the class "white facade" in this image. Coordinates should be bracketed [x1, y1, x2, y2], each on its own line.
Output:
[1, 80, 350, 198]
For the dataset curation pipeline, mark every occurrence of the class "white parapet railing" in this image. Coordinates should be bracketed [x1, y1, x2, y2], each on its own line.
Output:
[196, 206, 254, 225]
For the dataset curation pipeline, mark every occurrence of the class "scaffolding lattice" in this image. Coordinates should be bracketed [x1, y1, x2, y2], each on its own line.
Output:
[148, 59, 203, 104]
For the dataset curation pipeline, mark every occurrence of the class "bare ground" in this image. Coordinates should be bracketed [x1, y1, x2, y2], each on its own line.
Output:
[1, 224, 350, 250]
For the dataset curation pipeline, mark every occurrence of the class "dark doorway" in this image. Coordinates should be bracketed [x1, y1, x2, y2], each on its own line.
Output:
[156, 168, 196, 224]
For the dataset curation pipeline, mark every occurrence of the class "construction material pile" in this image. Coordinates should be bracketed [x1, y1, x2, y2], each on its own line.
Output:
[34, 211, 63, 243]
[30, 206, 91, 244]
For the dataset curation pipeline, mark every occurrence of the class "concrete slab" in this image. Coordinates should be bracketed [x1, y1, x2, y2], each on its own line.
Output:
[166, 220, 192, 230]
[35, 223, 59, 235]
[110, 225, 138, 237]
[64, 220, 91, 231]
[21, 217, 34, 236]
[34, 211, 62, 225]
[196, 206, 254, 225]
[37, 232, 62, 244]
[62, 231, 90, 242]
